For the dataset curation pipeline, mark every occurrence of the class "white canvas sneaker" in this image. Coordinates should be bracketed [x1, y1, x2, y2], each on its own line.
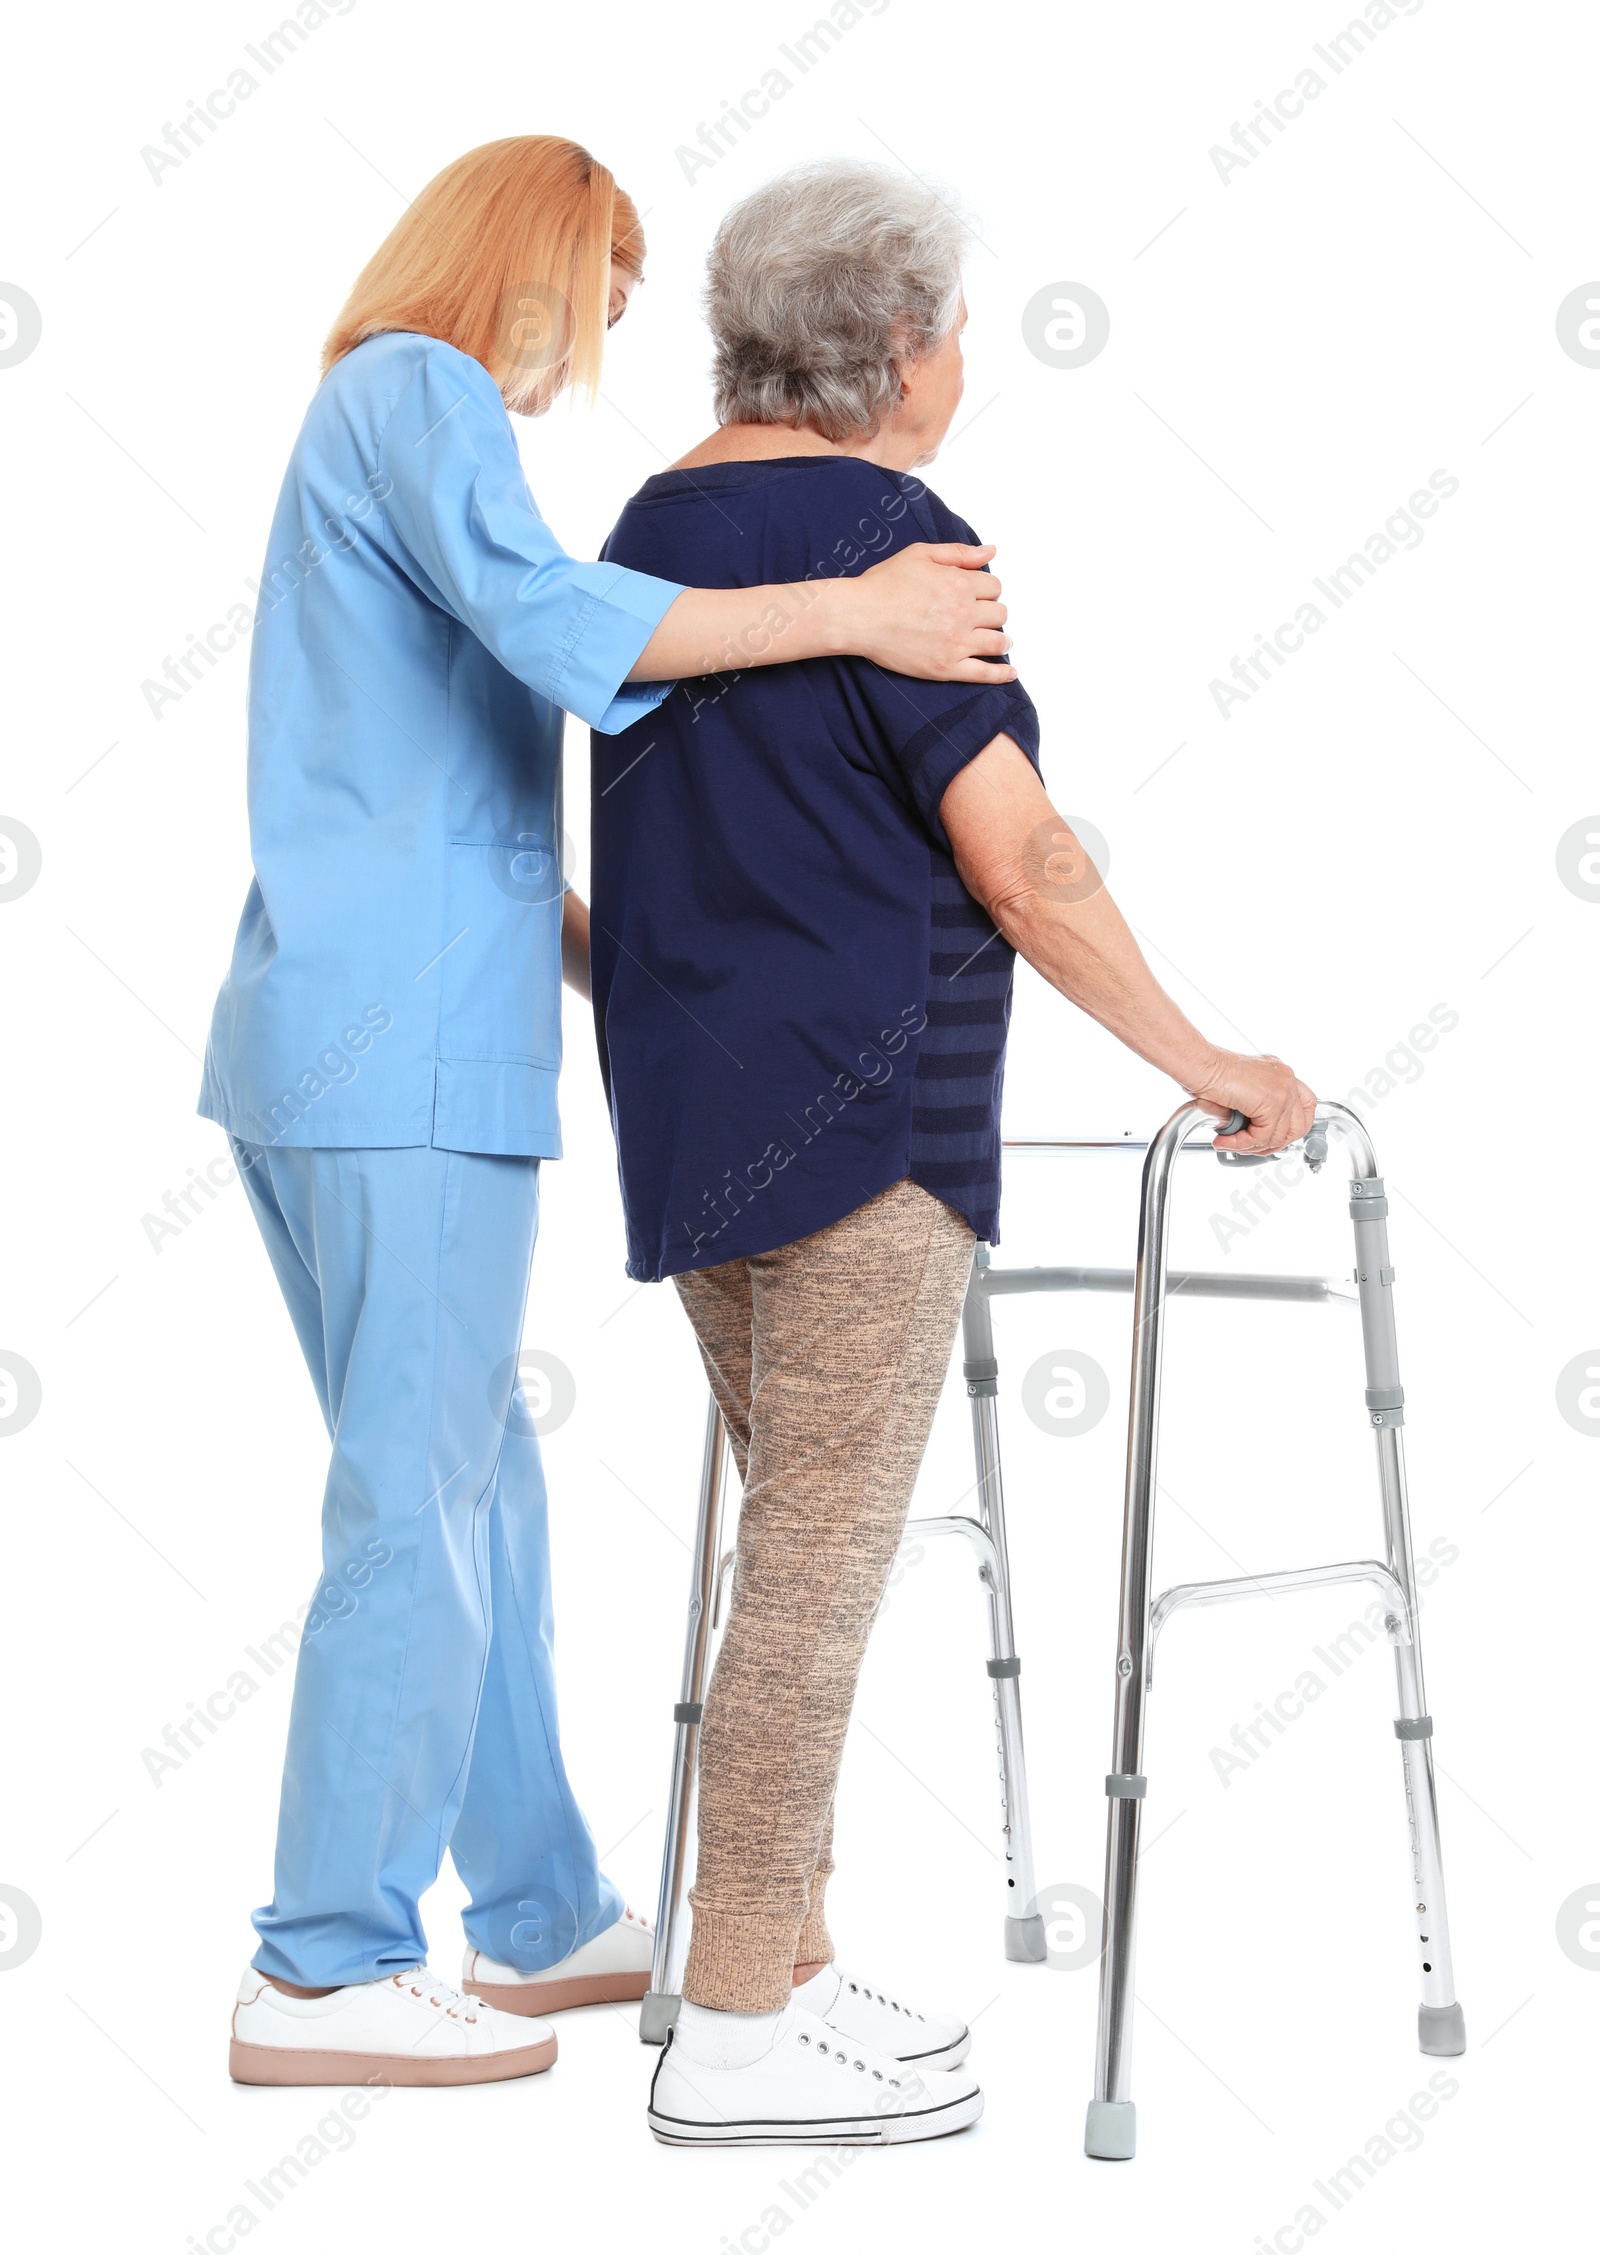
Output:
[462, 1902, 655, 2016]
[795, 1962, 971, 2070]
[647, 2002, 983, 2147]
[229, 1968, 557, 2086]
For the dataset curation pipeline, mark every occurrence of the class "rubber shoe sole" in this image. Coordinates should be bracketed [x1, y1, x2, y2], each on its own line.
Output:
[463, 1968, 648, 2017]
[892, 2030, 971, 2072]
[647, 2081, 983, 2147]
[228, 2031, 557, 2086]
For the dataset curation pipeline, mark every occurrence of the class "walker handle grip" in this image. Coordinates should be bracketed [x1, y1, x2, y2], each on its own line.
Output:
[1213, 1107, 1274, 1166]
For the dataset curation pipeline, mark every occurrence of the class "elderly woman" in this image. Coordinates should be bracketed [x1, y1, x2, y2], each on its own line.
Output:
[590, 160, 1315, 2147]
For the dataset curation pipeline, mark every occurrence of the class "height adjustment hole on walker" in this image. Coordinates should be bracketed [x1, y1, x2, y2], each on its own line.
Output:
[1423, 1961, 1433, 1971]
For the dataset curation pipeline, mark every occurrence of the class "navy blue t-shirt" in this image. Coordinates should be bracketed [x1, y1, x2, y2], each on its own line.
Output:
[590, 455, 1040, 1282]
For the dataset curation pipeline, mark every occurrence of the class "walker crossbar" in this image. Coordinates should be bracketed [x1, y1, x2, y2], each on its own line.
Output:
[1146, 1559, 1413, 1687]
[1082, 1101, 1465, 2163]
[976, 1264, 1349, 1304]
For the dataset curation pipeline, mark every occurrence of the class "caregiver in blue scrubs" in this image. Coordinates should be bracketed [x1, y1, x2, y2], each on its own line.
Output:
[202, 135, 1014, 2090]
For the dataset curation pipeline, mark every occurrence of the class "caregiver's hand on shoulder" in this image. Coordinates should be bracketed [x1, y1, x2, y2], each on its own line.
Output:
[841, 542, 1014, 682]
[1191, 1051, 1318, 1156]
[629, 543, 1012, 682]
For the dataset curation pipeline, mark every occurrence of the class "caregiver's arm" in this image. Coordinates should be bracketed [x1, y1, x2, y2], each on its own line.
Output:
[627, 542, 1013, 686]
[941, 736, 1317, 1156]
[377, 350, 1011, 711]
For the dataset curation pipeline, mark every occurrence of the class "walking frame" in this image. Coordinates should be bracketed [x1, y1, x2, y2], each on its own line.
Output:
[638, 1101, 1465, 2163]
[1082, 1099, 1464, 2157]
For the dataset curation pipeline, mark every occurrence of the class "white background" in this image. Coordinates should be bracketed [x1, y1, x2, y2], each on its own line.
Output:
[1, 0, 1595, 2248]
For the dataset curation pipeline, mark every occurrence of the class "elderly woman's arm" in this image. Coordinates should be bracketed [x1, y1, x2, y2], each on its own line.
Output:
[942, 736, 1317, 1154]
[626, 542, 1012, 686]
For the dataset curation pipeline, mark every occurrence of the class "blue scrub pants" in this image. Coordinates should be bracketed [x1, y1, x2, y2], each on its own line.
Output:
[233, 1140, 622, 1989]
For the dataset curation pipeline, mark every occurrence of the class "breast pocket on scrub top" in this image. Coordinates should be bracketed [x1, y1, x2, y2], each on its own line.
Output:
[436, 838, 563, 1067]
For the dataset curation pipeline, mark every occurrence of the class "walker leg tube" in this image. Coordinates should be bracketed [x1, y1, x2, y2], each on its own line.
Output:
[1086, 1104, 1211, 2160]
[640, 1394, 729, 2045]
[962, 1257, 1045, 1963]
[1346, 1150, 1465, 2055]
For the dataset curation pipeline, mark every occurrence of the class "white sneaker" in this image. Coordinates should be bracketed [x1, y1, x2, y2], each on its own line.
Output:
[647, 2002, 983, 2147]
[229, 1967, 557, 2087]
[795, 1962, 971, 2070]
[462, 1903, 654, 2016]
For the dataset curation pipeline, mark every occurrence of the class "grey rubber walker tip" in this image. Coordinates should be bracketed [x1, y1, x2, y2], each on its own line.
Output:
[1004, 1912, 1047, 1963]
[638, 1990, 681, 2046]
[1418, 2002, 1466, 2056]
[1084, 2098, 1137, 2160]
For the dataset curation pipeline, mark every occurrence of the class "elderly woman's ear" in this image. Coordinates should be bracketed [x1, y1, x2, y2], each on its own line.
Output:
[883, 300, 967, 470]
[704, 159, 970, 452]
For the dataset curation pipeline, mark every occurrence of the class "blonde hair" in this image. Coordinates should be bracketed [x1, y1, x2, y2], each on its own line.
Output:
[322, 135, 644, 412]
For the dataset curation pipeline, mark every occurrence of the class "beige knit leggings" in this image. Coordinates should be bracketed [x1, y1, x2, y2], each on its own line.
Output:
[673, 1178, 975, 2012]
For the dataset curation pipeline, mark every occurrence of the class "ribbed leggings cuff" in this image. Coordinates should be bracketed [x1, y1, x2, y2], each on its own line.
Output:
[683, 1908, 804, 2014]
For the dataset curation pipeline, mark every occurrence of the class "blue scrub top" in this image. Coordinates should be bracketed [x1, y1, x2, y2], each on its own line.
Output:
[198, 331, 683, 1159]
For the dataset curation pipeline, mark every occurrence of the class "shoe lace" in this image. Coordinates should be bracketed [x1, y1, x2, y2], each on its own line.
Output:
[391, 1971, 480, 2023]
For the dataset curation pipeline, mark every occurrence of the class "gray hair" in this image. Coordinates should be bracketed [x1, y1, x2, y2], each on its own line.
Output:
[706, 160, 967, 441]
